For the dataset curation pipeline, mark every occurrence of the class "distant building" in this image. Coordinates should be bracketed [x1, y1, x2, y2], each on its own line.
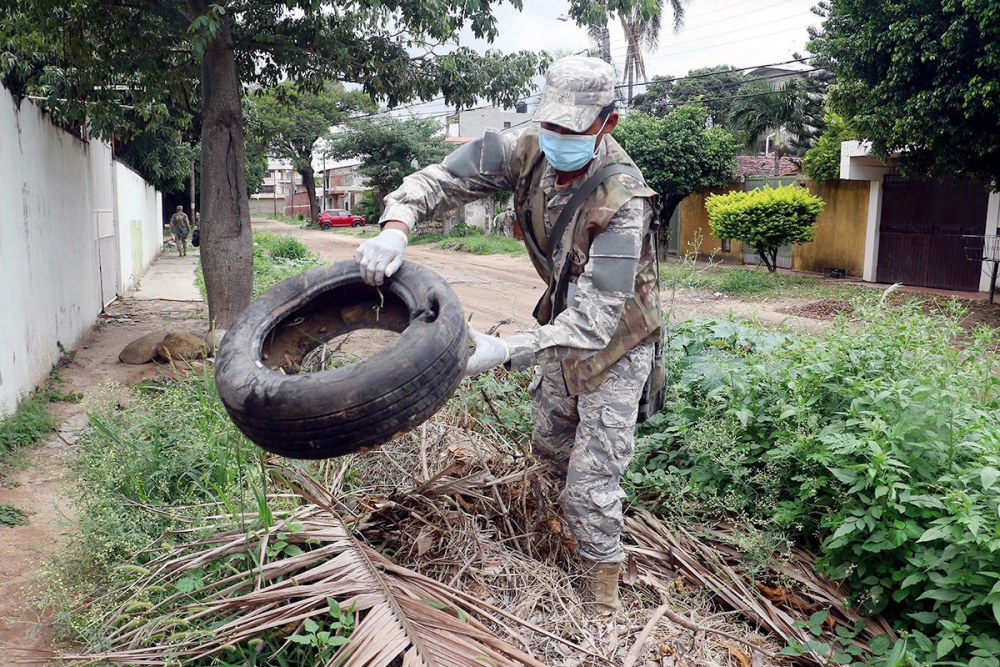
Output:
[319, 160, 370, 211]
[447, 102, 531, 138]
[250, 160, 302, 216]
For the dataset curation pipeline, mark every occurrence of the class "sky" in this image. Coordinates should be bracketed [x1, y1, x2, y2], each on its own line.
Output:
[390, 0, 823, 122]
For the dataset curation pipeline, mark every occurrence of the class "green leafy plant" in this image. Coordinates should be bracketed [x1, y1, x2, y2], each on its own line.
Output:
[630, 299, 1000, 665]
[706, 185, 824, 272]
[0, 504, 28, 527]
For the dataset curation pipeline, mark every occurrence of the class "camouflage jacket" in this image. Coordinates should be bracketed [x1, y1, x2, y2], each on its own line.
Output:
[380, 125, 661, 394]
[169, 212, 190, 236]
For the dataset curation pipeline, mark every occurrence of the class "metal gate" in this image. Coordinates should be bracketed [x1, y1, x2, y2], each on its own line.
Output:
[877, 175, 990, 291]
[742, 175, 799, 269]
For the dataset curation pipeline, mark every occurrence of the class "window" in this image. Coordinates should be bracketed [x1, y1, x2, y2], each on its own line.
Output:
[503, 121, 511, 128]
[721, 238, 731, 252]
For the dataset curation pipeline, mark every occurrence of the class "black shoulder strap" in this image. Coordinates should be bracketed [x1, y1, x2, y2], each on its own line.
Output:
[547, 164, 644, 270]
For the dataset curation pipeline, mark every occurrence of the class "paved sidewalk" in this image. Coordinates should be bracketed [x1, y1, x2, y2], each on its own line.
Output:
[132, 247, 203, 301]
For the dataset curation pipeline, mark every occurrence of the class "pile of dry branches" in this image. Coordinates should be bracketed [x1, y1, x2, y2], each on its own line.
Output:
[56, 415, 892, 667]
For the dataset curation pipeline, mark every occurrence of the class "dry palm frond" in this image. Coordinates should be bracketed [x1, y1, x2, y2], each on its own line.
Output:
[626, 509, 897, 665]
[59, 466, 549, 667]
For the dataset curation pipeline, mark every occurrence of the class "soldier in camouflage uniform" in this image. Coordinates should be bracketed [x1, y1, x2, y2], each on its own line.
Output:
[169, 205, 191, 257]
[355, 56, 661, 614]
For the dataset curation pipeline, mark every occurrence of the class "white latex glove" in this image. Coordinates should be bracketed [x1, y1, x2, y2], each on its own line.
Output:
[466, 325, 511, 376]
[354, 228, 408, 286]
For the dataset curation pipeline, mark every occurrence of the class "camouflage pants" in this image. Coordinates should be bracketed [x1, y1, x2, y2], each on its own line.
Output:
[529, 342, 654, 563]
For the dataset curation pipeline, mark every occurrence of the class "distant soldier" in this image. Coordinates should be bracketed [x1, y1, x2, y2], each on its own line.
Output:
[169, 205, 191, 257]
[355, 56, 662, 614]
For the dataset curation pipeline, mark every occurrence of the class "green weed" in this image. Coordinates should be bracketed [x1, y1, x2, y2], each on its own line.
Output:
[630, 298, 1000, 665]
[0, 504, 28, 527]
[196, 232, 324, 300]
[0, 362, 80, 456]
[410, 223, 524, 255]
[44, 371, 353, 663]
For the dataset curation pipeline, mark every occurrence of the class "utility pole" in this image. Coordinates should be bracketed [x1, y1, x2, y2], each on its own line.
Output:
[190, 158, 197, 224]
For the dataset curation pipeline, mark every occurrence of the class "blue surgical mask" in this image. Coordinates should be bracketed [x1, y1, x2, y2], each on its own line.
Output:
[538, 116, 609, 172]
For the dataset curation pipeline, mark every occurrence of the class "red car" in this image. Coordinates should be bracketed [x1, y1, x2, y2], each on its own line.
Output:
[318, 209, 366, 229]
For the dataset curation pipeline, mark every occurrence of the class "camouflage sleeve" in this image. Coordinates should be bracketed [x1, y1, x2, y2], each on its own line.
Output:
[505, 197, 653, 372]
[379, 128, 521, 230]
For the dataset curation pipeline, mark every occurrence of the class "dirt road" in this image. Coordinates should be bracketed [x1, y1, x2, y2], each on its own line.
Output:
[252, 219, 828, 335]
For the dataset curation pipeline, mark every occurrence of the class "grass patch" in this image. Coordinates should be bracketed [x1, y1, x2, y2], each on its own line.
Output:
[410, 223, 524, 256]
[0, 364, 81, 458]
[195, 231, 324, 300]
[660, 261, 866, 300]
[0, 504, 28, 527]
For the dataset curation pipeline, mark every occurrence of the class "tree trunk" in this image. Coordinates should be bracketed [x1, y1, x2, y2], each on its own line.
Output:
[300, 165, 318, 225]
[198, 10, 253, 330]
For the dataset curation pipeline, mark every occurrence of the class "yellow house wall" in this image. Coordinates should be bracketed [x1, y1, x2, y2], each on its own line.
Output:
[792, 180, 870, 277]
[679, 183, 744, 262]
[680, 179, 871, 275]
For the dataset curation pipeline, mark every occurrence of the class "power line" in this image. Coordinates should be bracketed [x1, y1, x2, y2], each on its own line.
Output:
[603, 0, 810, 60]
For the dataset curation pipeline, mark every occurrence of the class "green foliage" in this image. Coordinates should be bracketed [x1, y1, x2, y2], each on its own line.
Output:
[195, 232, 323, 300]
[816, 0, 1000, 183]
[446, 370, 534, 443]
[802, 112, 854, 181]
[706, 185, 824, 272]
[409, 224, 524, 255]
[351, 192, 380, 224]
[612, 106, 735, 223]
[328, 117, 453, 208]
[250, 233, 323, 297]
[631, 66, 748, 128]
[47, 372, 357, 663]
[0, 391, 55, 455]
[730, 80, 809, 151]
[630, 301, 1000, 665]
[0, 504, 28, 527]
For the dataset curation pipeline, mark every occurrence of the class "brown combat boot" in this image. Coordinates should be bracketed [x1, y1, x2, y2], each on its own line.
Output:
[582, 561, 621, 615]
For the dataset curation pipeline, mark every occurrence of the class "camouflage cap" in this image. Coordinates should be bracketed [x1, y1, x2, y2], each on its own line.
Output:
[534, 56, 616, 133]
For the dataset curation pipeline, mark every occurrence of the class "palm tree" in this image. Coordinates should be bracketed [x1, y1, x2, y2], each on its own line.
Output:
[620, 0, 684, 103]
[586, 1, 686, 104]
[729, 79, 808, 176]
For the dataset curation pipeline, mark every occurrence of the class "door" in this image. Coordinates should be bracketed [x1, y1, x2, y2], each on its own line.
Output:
[877, 175, 989, 291]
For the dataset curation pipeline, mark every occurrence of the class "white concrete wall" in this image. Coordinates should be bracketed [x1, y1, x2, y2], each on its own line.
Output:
[0, 91, 104, 417]
[115, 162, 163, 293]
[0, 88, 161, 417]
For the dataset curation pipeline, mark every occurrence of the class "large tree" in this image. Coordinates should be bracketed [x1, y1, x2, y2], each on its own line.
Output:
[815, 0, 1000, 183]
[631, 66, 749, 127]
[328, 117, 453, 217]
[1, 0, 557, 329]
[612, 105, 735, 231]
[251, 81, 375, 225]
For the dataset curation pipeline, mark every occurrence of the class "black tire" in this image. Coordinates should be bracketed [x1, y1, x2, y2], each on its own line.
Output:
[215, 260, 468, 459]
[320, 222, 332, 230]
[352, 220, 363, 227]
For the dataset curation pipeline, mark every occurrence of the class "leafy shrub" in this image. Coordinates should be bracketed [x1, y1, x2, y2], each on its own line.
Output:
[351, 192, 379, 223]
[706, 185, 824, 272]
[803, 112, 854, 181]
[264, 234, 312, 261]
[630, 300, 1000, 665]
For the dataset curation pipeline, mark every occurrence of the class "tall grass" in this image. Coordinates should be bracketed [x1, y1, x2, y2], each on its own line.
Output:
[410, 224, 524, 256]
[43, 372, 347, 663]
